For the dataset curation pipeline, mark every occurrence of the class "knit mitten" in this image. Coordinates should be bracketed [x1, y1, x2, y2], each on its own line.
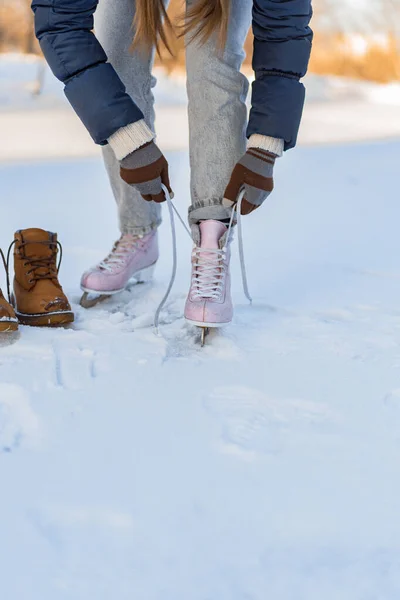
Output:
[223, 148, 277, 215]
[120, 142, 173, 203]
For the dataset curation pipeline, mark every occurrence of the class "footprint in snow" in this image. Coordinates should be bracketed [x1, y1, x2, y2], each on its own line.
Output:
[52, 340, 99, 390]
[204, 386, 337, 458]
[0, 384, 41, 453]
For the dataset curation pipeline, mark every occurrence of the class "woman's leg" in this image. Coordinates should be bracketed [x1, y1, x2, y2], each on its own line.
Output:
[95, 0, 162, 236]
[186, 0, 253, 225]
[184, 1, 253, 330]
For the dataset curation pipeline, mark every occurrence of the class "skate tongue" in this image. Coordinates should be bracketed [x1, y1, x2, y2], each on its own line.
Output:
[17, 228, 56, 258]
[199, 220, 227, 250]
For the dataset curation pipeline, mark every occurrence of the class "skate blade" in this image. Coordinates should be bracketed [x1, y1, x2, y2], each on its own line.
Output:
[185, 319, 231, 347]
[200, 327, 210, 347]
[79, 292, 115, 309]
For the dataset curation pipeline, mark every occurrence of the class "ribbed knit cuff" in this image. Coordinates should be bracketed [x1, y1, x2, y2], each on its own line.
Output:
[247, 134, 284, 158]
[107, 120, 155, 160]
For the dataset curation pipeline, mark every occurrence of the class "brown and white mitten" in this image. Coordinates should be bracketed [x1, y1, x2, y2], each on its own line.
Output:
[120, 141, 173, 203]
[224, 136, 283, 215]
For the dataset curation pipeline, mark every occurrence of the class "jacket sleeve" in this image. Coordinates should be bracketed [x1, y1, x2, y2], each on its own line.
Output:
[31, 0, 144, 145]
[248, 0, 313, 151]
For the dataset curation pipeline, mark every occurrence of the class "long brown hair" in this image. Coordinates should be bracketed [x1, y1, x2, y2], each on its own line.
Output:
[133, 0, 230, 55]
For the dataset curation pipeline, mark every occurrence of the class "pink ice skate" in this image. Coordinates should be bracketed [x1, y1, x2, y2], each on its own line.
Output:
[80, 231, 158, 308]
[184, 220, 233, 342]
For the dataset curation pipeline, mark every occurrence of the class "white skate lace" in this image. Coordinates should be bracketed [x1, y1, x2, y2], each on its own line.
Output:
[154, 185, 251, 333]
[97, 235, 140, 273]
[191, 248, 226, 300]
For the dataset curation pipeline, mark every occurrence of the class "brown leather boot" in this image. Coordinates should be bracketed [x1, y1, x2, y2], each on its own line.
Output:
[12, 228, 74, 327]
[0, 288, 18, 332]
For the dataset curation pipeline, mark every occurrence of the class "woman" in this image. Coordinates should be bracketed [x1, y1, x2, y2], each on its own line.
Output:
[32, 0, 312, 330]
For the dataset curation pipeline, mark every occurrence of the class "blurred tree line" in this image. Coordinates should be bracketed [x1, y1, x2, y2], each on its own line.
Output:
[309, 0, 400, 82]
[0, 0, 37, 53]
[0, 0, 399, 83]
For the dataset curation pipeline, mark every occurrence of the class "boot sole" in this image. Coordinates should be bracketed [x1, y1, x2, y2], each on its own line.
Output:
[16, 310, 74, 327]
[185, 318, 231, 328]
[0, 320, 19, 333]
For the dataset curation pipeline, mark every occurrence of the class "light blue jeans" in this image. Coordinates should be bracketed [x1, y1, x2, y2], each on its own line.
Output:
[95, 0, 252, 234]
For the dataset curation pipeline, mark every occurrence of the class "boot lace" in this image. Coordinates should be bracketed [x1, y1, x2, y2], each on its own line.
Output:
[154, 185, 252, 332]
[191, 247, 226, 301]
[97, 235, 141, 273]
[0, 249, 8, 298]
[1, 239, 63, 303]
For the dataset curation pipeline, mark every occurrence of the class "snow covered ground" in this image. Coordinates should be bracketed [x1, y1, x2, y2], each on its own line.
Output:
[2, 55, 400, 599]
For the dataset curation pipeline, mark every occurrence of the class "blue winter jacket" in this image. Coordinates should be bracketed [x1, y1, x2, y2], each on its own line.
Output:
[32, 0, 312, 151]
